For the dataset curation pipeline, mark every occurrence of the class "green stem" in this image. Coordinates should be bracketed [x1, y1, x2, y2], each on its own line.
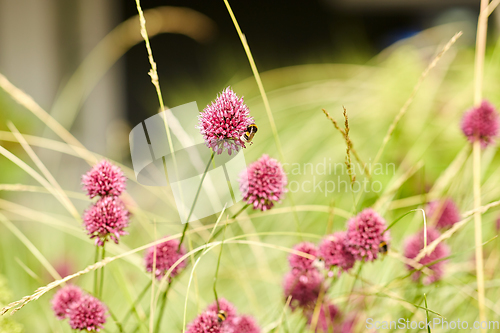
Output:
[120, 283, 151, 328]
[178, 151, 215, 251]
[108, 307, 124, 333]
[154, 284, 171, 333]
[93, 245, 100, 296]
[213, 225, 226, 310]
[206, 203, 249, 246]
[99, 243, 106, 299]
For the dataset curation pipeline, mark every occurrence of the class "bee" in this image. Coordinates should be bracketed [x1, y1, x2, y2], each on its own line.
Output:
[379, 241, 388, 254]
[242, 123, 258, 143]
[217, 310, 227, 323]
[313, 257, 325, 270]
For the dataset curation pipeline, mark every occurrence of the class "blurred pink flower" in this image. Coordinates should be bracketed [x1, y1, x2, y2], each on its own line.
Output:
[83, 196, 130, 246]
[283, 269, 323, 310]
[318, 232, 355, 272]
[82, 160, 126, 198]
[346, 209, 389, 262]
[228, 315, 261, 333]
[461, 100, 499, 148]
[197, 87, 254, 155]
[239, 154, 287, 211]
[427, 199, 460, 229]
[51, 285, 83, 320]
[145, 237, 186, 280]
[288, 242, 318, 272]
[305, 301, 340, 332]
[404, 227, 449, 284]
[206, 298, 238, 322]
[186, 311, 228, 333]
[68, 295, 107, 331]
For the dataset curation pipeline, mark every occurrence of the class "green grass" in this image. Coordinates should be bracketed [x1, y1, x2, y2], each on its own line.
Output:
[0, 5, 500, 332]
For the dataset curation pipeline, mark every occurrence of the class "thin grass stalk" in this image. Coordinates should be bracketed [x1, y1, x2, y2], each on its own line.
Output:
[133, 0, 185, 233]
[373, 31, 462, 165]
[473, 0, 489, 327]
[222, 0, 301, 232]
[121, 283, 151, 328]
[154, 284, 171, 333]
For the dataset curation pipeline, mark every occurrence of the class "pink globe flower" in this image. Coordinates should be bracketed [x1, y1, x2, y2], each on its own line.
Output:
[68, 295, 107, 331]
[288, 242, 318, 272]
[305, 301, 340, 332]
[461, 100, 499, 148]
[404, 227, 449, 284]
[206, 298, 238, 322]
[239, 154, 287, 211]
[145, 237, 187, 280]
[186, 311, 229, 333]
[197, 87, 254, 155]
[228, 315, 261, 333]
[51, 285, 83, 320]
[318, 232, 355, 272]
[283, 269, 323, 310]
[82, 160, 126, 198]
[346, 208, 389, 262]
[83, 196, 130, 246]
[427, 199, 461, 229]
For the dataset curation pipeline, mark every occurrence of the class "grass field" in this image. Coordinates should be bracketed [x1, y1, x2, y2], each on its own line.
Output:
[1, 2, 500, 332]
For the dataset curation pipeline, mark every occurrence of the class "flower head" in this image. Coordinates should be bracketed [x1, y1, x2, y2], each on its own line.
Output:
[186, 311, 227, 333]
[318, 232, 355, 272]
[288, 242, 318, 272]
[404, 227, 449, 284]
[206, 298, 238, 322]
[145, 237, 186, 280]
[427, 199, 460, 229]
[68, 295, 107, 331]
[346, 208, 389, 262]
[305, 301, 340, 332]
[51, 285, 83, 320]
[83, 196, 130, 246]
[461, 100, 499, 148]
[228, 315, 261, 333]
[239, 154, 287, 211]
[283, 269, 323, 310]
[82, 160, 126, 198]
[197, 87, 254, 155]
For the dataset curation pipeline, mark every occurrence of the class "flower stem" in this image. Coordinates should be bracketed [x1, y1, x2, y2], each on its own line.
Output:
[154, 284, 171, 333]
[205, 203, 249, 246]
[99, 243, 106, 299]
[178, 151, 215, 251]
[213, 225, 226, 310]
[120, 282, 151, 328]
[93, 245, 100, 296]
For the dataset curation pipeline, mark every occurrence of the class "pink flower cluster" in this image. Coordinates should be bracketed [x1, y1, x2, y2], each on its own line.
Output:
[239, 154, 288, 211]
[81, 160, 129, 246]
[283, 240, 361, 332]
[51, 285, 108, 331]
[404, 227, 450, 284]
[461, 100, 499, 148]
[426, 198, 460, 230]
[186, 298, 260, 333]
[197, 87, 254, 155]
[144, 237, 187, 280]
